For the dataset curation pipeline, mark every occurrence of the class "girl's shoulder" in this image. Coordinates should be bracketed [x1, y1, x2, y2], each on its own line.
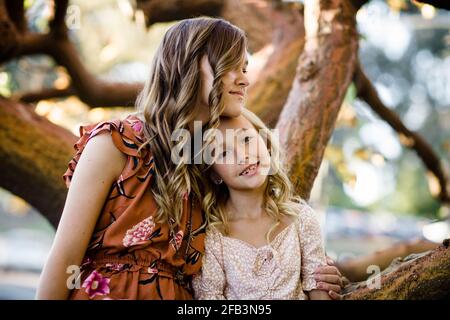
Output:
[205, 224, 224, 239]
[293, 200, 320, 227]
[63, 113, 151, 188]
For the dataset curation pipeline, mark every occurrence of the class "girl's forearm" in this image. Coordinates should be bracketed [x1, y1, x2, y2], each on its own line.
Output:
[35, 252, 79, 300]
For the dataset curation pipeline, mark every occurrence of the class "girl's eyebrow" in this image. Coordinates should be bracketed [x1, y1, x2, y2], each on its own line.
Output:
[216, 128, 249, 149]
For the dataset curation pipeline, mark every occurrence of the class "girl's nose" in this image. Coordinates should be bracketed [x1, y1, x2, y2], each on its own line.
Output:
[238, 76, 249, 88]
[238, 154, 249, 165]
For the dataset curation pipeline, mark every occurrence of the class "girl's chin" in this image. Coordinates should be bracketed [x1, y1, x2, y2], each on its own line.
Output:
[221, 104, 243, 118]
[233, 176, 267, 190]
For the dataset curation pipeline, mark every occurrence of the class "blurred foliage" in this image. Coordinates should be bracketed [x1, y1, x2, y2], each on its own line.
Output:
[322, 0, 450, 219]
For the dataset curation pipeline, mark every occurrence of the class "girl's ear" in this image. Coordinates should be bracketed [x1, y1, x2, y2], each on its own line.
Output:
[210, 171, 223, 185]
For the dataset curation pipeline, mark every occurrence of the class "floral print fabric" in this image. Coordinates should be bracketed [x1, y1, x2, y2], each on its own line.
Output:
[63, 114, 206, 300]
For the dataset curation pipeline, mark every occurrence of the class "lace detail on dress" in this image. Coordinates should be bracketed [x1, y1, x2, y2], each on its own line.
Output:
[192, 203, 327, 300]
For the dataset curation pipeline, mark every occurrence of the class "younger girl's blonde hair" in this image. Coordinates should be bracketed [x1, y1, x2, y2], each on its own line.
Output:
[203, 108, 303, 244]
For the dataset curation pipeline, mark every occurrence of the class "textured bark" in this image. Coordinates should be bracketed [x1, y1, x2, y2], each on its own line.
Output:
[337, 238, 439, 282]
[246, 3, 305, 127]
[275, 0, 359, 199]
[344, 239, 450, 299]
[0, 97, 76, 227]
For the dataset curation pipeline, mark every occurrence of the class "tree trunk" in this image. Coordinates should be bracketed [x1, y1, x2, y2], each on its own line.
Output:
[246, 3, 306, 128]
[276, 0, 359, 199]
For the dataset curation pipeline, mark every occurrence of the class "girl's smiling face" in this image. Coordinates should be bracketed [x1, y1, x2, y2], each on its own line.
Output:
[198, 55, 250, 122]
[211, 115, 271, 191]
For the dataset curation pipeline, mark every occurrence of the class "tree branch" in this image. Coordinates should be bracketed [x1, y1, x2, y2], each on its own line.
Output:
[49, 0, 69, 36]
[3, 32, 143, 107]
[0, 97, 76, 228]
[0, 0, 21, 59]
[5, 0, 26, 33]
[0, 2, 143, 108]
[354, 63, 450, 204]
[136, 0, 224, 25]
[14, 86, 76, 103]
[350, 0, 369, 11]
[414, 1, 450, 10]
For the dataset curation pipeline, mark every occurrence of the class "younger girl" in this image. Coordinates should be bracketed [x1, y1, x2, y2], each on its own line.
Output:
[192, 108, 331, 300]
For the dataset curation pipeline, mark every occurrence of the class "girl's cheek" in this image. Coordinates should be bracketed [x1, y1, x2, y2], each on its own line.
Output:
[213, 165, 229, 180]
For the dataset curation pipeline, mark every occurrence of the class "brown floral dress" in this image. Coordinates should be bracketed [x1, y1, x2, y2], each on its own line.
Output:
[63, 113, 206, 300]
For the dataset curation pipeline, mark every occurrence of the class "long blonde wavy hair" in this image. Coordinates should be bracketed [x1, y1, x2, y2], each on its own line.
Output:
[203, 108, 303, 244]
[134, 17, 248, 226]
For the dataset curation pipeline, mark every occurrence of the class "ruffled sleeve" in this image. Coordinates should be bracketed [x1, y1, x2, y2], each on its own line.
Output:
[298, 202, 327, 292]
[63, 114, 149, 189]
[191, 227, 226, 300]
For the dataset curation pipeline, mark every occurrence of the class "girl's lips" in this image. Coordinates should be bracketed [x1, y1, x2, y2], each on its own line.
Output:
[229, 91, 244, 98]
[239, 161, 260, 176]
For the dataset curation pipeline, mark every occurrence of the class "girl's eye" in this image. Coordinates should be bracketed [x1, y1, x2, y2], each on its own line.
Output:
[242, 68, 248, 74]
[213, 149, 227, 160]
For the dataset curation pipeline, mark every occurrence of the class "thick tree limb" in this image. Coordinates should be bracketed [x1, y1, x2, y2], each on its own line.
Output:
[0, 0, 21, 59]
[0, 97, 76, 228]
[337, 238, 439, 282]
[49, 0, 69, 33]
[13, 86, 76, 103]
[354, 63, 450, 204]
[49, 0, 68, 35]
[275, 0, 359, 199]
[136, 0, 224, 26]
[344, 239, 450, 299]
[5, 0, 26, 33]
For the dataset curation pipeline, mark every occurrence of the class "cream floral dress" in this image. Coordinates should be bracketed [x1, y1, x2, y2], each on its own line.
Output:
[191, 202, 326, 300]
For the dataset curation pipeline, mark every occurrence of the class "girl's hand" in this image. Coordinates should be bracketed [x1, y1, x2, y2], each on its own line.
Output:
[314, 256, 349, 300]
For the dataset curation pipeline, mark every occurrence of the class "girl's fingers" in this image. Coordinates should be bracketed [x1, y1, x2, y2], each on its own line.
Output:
[326, 256, 335, 266]
[315, 265, 342, 277]
[315, 274, 343, 287]
[328, 290, 343, 300]
[342, 276, 351, 287]
[317, 282, 341, 294]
